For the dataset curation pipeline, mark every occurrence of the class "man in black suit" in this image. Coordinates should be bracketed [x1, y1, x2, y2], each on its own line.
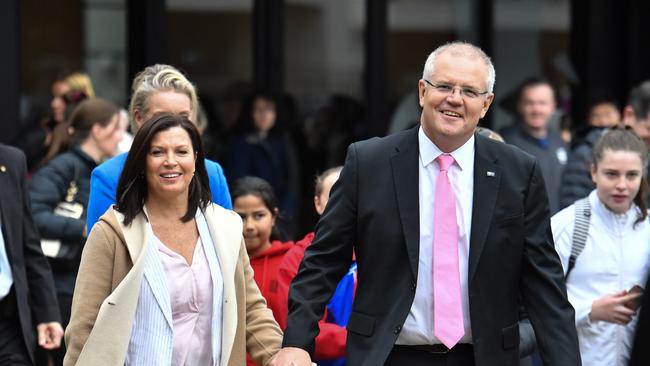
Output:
[0, 144, 63, 365]
[270, 42, 580, 366]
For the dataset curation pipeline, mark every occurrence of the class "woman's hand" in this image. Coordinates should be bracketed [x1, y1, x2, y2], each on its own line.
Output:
[269, 347, 315, 366]
[589, 290, 642, 324]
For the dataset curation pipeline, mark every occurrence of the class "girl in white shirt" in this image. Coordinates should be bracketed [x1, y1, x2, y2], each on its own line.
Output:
[551, 127, 650, 366]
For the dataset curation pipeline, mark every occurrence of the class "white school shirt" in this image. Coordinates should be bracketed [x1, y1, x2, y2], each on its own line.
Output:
[396, 128, 474, 345]
[552, 190, 650, 366]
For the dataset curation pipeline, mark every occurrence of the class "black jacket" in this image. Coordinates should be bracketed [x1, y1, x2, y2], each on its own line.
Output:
[0, 144, 60, 363]
[284, 128, 580, 366]
[29, 146, 96, 294]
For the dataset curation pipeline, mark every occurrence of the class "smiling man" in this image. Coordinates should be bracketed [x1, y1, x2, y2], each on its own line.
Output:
[270, 42, 580, 366]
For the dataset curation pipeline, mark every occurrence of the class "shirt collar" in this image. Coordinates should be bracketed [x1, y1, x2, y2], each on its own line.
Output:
[418, 126, 475, 171]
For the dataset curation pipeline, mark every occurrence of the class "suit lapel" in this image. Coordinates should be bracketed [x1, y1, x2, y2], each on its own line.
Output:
[390, 128, 420, 280]
[0, 156, 18, 260]
[0, 154, 16, 260]
[468, 135, 501, 283]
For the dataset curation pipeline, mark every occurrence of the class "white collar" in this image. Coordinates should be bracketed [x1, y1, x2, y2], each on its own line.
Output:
[418, 126, 475, 171]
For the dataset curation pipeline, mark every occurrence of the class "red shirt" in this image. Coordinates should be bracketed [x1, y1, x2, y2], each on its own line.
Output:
[247, 240, 293, 366]
[276, 232, 348, 360]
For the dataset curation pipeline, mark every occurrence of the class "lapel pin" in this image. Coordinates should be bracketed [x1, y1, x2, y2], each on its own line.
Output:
[0, 165, 6, 173]
[486, 171, 495, 177]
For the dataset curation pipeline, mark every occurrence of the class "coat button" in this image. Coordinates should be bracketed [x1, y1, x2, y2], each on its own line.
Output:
[411, 282, 416, 291]
[394, 325, 402, 334]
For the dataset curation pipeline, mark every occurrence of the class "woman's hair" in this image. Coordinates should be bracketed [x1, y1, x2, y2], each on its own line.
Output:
[68, 98, 120, 145]
[314, 166, 343, 196]
[231, 176, 283, 240]
[592, 126, 649, 225]
[128, 64, 198, 133]
[58, 71, 95, 98]
[116, 113, 211, 226]
[39, 98, 118, 166]
[237, 92, 283, 135]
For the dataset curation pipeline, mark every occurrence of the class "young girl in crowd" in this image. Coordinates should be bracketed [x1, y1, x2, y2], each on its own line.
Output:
[551, 126, 650, 366]
[231, 176, 294, 366]
[277, 167, 353, 366]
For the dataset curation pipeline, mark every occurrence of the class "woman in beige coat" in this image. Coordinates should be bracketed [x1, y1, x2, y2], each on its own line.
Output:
[64, 113, 282, 365]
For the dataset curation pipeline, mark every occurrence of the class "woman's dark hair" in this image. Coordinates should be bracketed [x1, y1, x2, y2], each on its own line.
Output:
[230, 176, 283, 240]
[592, 125, 648, 226]
[236, 92, 284, 136]
[116, 113, 211, 226]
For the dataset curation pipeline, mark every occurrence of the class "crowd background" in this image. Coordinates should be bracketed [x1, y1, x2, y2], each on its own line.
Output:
[3, 1, 650, 365]
[0, 0, 648, 237]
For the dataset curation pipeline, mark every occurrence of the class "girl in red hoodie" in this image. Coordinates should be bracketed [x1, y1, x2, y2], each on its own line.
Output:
[231, 176, 294, 366]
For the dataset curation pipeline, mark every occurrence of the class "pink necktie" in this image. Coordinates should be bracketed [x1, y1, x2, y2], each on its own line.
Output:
[433, 154, 464, 349]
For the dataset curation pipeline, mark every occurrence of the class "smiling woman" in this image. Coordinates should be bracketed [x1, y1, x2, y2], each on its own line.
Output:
[64, 113, 283, 366]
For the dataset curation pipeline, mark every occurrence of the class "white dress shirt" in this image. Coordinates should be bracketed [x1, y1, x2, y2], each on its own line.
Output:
[0, 211, 14, 299]
[396, 127, 474, 345]
[552, 190, 650, 366]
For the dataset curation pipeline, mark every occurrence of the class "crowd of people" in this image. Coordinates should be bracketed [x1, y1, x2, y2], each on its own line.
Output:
[1, 40, 650, 366]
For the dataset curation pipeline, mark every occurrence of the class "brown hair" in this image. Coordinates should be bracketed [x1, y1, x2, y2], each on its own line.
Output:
[69, 98, 120, 145]
[116, 113, 211, 226]
[592, 126, 648, 226]
[40, 98, 119, 166]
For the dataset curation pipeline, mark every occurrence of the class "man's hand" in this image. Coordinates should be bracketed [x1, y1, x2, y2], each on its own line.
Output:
[590, 290, 643, 324]
[269, 347, 314, 366]
[36, 322, 64, 350]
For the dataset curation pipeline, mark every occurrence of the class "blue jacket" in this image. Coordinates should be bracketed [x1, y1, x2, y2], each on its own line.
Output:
[86, 152, 232, 231]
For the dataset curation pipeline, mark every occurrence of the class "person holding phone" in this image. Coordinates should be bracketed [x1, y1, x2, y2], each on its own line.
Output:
[551, 126, 650, 366]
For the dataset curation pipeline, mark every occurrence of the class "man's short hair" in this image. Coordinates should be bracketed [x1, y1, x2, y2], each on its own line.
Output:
[627, 80, 650, 121]
[422, 41, 496, 94]
[516, 77, 555, 103]
[127, 64, 199, 132]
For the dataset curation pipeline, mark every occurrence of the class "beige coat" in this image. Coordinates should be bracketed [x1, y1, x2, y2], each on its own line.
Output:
[64, 204, 282, 365]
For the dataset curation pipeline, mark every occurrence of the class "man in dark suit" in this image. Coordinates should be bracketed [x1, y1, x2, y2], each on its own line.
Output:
[270, 42, 580, 366]
[0, 144, 63, 365]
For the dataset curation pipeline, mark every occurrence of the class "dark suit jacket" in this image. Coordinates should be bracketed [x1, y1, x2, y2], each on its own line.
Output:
[0, 144, 60, 362]
[283, 128, 580, 366]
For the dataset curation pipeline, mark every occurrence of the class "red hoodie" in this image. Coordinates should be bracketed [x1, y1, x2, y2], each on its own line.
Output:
[276, 232, 348, 361]
[250, 240, 294, 323]
[246, 240, 294, 366]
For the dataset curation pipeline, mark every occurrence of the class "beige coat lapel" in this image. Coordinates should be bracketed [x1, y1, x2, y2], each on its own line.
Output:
[203, 205, 243, 366]
[76, 209, 149, 366]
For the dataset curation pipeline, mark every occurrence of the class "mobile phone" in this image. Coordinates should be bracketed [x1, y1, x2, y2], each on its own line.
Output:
[626, 285, 644, 310]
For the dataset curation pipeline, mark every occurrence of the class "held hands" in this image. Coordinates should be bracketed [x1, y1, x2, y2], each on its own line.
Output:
[269, 347, 315, 366]
[589, 290, 643, 325]
[36, 322, 64, 350]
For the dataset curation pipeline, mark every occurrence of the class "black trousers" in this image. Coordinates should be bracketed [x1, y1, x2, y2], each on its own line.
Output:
[385, 344, 475, 366]
[0, 289, 32, 366]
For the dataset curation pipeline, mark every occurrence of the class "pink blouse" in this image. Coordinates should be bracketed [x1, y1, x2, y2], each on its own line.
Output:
[155, 234, 214, 365]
